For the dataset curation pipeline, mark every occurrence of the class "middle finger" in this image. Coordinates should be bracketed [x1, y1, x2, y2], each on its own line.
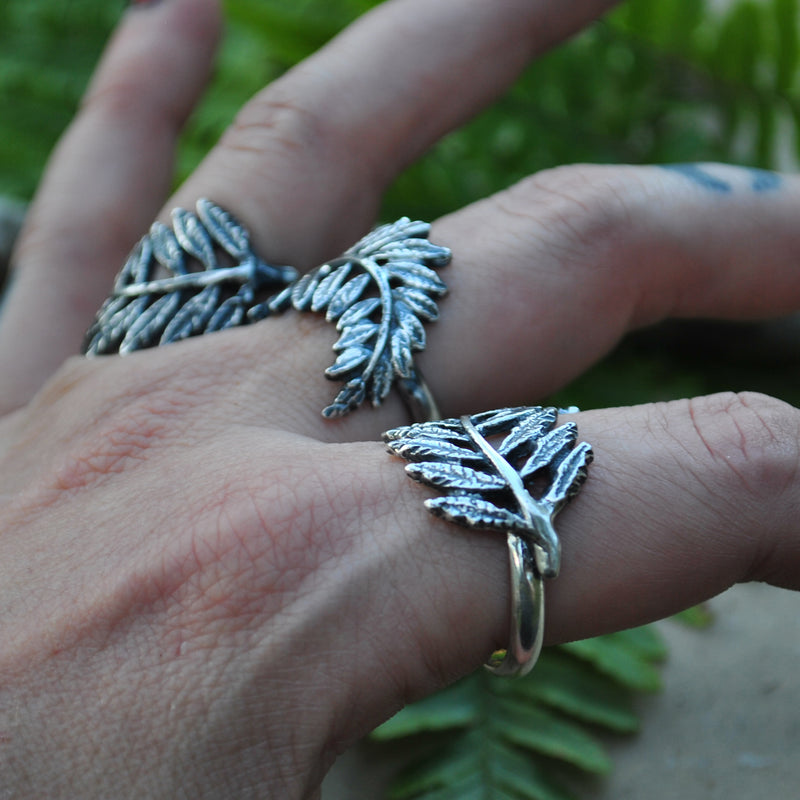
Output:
[170, 0, 619, 267]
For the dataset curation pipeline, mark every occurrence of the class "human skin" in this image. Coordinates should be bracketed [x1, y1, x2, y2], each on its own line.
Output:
[0, 0, 799, 797]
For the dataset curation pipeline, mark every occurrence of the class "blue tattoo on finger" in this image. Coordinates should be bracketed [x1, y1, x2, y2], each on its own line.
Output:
[661, 163, 782, 193]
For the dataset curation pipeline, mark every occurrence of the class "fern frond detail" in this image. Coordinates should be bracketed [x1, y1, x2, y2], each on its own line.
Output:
[265, 217, 451, 418]
[373, 632, 665, 800]
[83, 199, 297, 355]
[385, 406, 592, 577]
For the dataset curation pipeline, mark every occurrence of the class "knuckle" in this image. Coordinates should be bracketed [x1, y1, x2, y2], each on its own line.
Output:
[216, 74, 383, 212]
[684, 391, 800, 499]
[504, 164, 643, 259]
[26, 357, 210, 495]
[222, 77, 333, 164]
[81, 77, 174, 138]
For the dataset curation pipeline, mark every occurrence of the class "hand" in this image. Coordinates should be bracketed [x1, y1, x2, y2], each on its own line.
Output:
[1, 0, 798, 797]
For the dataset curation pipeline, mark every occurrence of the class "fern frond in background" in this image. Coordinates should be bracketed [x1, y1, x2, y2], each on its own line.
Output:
[372, 629, 665, 799]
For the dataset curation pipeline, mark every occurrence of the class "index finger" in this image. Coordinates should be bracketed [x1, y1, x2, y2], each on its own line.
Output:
[171, 0, 620, 266]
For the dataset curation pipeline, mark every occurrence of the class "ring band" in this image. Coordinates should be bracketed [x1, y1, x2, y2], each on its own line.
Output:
[384, 406, 593, 678]
[485, 533, 544, 677]
[83, 199, 296, 355]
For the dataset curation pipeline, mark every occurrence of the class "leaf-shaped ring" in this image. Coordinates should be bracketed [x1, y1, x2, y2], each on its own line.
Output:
[83, 199, 298, 355]
[264, 217, 451, 421]
[384, 406, 593, 677]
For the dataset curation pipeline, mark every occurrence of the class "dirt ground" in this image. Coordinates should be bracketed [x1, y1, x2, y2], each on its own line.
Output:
[323, 582, 800, 798]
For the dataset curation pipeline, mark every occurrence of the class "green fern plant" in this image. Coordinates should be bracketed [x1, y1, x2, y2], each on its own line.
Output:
[2, 1, 800, 798]
[372, 628, 666, 799]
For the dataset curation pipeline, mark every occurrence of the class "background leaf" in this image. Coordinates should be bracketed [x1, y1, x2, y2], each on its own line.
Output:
[372, 636, 664, 798]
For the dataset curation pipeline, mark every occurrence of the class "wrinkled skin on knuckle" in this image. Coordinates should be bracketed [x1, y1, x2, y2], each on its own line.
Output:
[489, 164, 651, 343]
[684, 391, 800, 500]
[682, 391, 800, 581]
[224, 83, 328, 162]
[208, 75, 383, 266]
[505, 164, 644, 268]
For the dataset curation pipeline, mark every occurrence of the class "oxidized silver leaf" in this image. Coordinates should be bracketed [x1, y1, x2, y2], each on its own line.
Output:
[394, 300, 426, 350]
[173, 207, 217, 268]
[393, 287, 440, 321]
[386, 436, 482, 464]
[326, 273, 371, 321]
[285, 217, 451, 417]
[391, 329, 414, 379]
[323, 378, 367, 418]
[384, 406, 593, 578]
[208, 293, 248, 332]
[290, 271, 322, 310]
[336, 297, 382, 330]
[384, 421, 470, 444]
[405, 462, 507, 492]
[542, 441, 593, 509]
[325, 345, 371, 378]
[475, 407, 555, 437]
[196, 197, 249, 259]
[121, 292, 182, 353]
[520, 424, 578, 478]
[311, 263, 351, 312]
[149, 225, 184, 274]
[425, 496, 526, 533]
[160, 285, 220, 343]
[498, 409, 565, 459]
[333, 320, 379, 351]
[83, 199, 296, 355]
[369, 358, 395, 407]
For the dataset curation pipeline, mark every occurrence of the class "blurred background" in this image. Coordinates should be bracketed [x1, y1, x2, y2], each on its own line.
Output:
[2, 2, 800, 798]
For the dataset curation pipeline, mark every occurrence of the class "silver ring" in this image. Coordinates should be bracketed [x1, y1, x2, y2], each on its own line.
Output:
[267, 217, 450, 421]
[384, 406, 593, 678]
[84, 206, 448, 422]
[83, 199, 297, 356]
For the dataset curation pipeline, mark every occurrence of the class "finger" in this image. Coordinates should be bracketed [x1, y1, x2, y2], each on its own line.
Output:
[418, 162, 800, 415]
[140, 162, 800, 443]
[0, 0, 221, 412]
[63, 159, 800, 449]
[305, 391, 800, 750]
[169, 0, 619, 267]
[543, 392, 800, 643]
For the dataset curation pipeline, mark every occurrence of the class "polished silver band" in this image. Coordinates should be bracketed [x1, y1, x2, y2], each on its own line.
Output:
[485, 533, 544, 677]
[384, 406, 593, 678]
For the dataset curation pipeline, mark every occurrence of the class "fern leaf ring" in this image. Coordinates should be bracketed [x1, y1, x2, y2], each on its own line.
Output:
[384, 406, 593, 677]
[83, 199, 298, 355]
[84, 208, 449, 422]
[266, 217, 451, 420]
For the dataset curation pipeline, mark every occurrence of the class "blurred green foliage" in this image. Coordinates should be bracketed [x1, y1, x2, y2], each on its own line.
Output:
[5, 0, 800, 212]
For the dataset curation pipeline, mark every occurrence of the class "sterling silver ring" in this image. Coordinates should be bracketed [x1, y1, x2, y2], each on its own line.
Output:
[84, 202, 449, 421]
[384, 406, 593, 677]
[82, 199, 297, 356]
[266, 216, 450, 421]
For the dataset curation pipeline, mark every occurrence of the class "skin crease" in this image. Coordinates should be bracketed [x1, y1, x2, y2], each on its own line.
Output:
[1, 0, 800, 797]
